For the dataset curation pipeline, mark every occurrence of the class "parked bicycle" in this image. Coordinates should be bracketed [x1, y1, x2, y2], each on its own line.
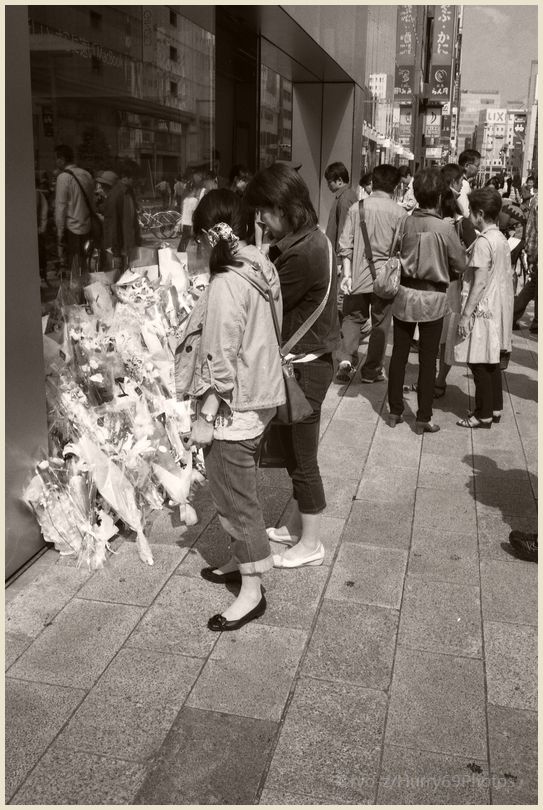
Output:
[137, 208, 182, 239]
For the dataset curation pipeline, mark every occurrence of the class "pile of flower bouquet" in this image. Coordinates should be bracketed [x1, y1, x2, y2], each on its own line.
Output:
[23, 247, 208, 569]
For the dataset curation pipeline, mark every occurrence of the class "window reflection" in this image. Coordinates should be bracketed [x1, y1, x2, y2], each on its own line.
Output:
[29, 5, 215, 302]
[259, 65, 292, 168]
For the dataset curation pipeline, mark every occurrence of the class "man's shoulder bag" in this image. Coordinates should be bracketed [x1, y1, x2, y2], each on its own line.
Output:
[63, 169, 103, 245]
[359, 201, 404, 300]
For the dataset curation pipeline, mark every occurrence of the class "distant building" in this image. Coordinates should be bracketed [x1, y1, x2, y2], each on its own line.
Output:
[457, 90, 501, 153]
[523, 60, 538, 178]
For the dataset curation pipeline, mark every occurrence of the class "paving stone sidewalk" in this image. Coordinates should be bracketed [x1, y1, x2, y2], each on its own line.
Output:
[6, 321, 538, 805]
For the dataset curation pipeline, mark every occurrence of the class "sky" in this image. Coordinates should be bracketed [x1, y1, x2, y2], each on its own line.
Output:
[460, 5, 538, 103]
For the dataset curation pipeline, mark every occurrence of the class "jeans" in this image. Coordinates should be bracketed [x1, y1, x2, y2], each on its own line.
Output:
[338, 293, 392, 378]
[63, 229, 91, 274]
[203, 436, 273, 574]
[388, 317, 443, 423]
[468, 363, 503, 419]
[279, 354, 333, 514]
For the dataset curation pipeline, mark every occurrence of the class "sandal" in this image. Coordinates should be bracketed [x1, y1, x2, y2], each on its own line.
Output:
[433, 384, 447, 399]
[456, 415, 492, 429]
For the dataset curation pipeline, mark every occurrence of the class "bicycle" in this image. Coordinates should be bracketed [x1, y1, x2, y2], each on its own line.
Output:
[137, 208, 182, 239]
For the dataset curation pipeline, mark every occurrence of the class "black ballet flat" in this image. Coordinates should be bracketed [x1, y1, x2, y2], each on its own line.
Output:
[200, 567, 241, 585]
[208, 594, 267, 632]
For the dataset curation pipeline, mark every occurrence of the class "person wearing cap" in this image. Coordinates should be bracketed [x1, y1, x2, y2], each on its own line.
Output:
[101, 159, 141, 271]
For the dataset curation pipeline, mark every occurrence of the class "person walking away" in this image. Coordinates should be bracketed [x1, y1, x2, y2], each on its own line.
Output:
[336, 164, 405, 383]
[101, 159, 141, 273]
[229, 164, 252, 197]
[394, 165, 417, 213]
[434, 163, 477, 398]
[457, 149, 481, 218]
[357, 172, 373, 201]
[245, 163, 340, 569]
[455, 186, 514, 428]
[175, 190, 285, 630]
[54, 144, 96, 279]
[512, 178, 537, 333]
[387, 168, 467, 433]
[155, 178, 171, 209]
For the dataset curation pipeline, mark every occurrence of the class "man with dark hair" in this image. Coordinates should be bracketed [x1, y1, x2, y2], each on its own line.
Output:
[358, 172, 373, 200]
[336, 164, 405, 382]
[324, 161, 358, 253]
[54, 143, 96, 275]
[101, 158, 142, 270]
[457, 149, 481, 217]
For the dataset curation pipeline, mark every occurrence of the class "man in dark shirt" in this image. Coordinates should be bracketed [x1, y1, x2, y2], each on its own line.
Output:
[324, 162, 359, 252]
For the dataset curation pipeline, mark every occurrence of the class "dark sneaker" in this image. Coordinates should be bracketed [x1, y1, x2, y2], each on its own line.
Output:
[360, 371, 386, 383]
[335, 361, 352, 382]
[509, 530, 538, 562]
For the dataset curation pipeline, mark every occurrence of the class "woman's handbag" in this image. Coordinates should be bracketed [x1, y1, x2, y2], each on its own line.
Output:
[359, 202, 404, 299]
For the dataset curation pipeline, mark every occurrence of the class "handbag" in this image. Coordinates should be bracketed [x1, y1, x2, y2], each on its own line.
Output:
[63, 169, 103, 245]
[359, 201, 404, 299]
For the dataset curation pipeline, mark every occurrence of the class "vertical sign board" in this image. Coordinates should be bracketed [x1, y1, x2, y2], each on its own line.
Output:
[394, 6, 418, 102]
[513, 113, 526, 141]
[429, 5, 455, 99]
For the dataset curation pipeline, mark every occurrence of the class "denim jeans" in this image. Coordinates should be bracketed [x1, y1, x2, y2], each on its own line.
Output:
[278, 354, 334, 514]
[388, 317, 443, 422]
[338, 293, 392, 378]
[468, 363, 503, 419]
[203, 436, 273, 574]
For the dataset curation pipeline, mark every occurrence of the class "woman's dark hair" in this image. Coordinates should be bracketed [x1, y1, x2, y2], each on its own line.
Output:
[244, 163, 317, 233]
[398, 165, 412, 179]
[468, 187, 502, 221]
[413, 168, 447, 209]
[441, 188, 461, 219]
[360, 172, 373, 187]
[372, 164, 401, 194]
[192, 188, 249, 274]
[325, 161, 349, 184]
[229, 163, 250, 185]
[441, 163, 463, 187]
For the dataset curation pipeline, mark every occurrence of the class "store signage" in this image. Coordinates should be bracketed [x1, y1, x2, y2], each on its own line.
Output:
[486, 109, 506, 124]
[513, 114, 527, 139]
[394, 65, 415, 101]
[424, 110, 442, 138]
[441, 115, 451, 137]
[142, 7, 155, 63]
[429, 5, 455, 99]
[395, 6, 420, 102]
[426, 147, 442, 158]
[398, 107, 413, 139]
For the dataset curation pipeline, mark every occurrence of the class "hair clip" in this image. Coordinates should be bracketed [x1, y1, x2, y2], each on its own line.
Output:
[205, 222, 239, 250]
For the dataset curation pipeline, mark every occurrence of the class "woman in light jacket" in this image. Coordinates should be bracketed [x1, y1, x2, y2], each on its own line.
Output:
[245, 164, 340, 569]
[174, 189, 285, 631]
[387, 168, 467, 433]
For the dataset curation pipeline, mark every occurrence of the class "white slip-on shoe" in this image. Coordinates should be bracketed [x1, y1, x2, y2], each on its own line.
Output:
[266, 527, 298, 545]
[273, 543, 325, 569]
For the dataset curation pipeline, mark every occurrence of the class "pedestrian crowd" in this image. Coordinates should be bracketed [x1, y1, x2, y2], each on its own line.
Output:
[36, 143, 538, 630]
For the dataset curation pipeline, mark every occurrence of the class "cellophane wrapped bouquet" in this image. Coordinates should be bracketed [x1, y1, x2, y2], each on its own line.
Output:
[24, 246, 208, 569]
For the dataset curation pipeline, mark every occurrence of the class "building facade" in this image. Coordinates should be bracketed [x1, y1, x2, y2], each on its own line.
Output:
[7, 4, 407, 578]
[457, 89, 501, 154]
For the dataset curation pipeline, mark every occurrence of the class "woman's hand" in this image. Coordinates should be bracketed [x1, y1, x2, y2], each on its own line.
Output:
[457, 313, 472, 339]
[184, 418, 214, 449]
[340, 274, 352, 295]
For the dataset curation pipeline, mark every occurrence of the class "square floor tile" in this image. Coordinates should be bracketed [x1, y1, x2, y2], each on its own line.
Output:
[398, 578, 482, 657]
[261, 566, 329, 629]
[385, 647, 487, 758]
[343, 499, 414, 549]
[377, 745, 490, 804]
[408, 529, 479, 585]
[484, 621, 537, 711]
[264, 677, 387, 804]
[487, 703, 538, 805]
[186, 624, 306, 721]
[11, 746, 147, 805]
[413, 488, 477, 534]
[321, 476, 360, 519]
[302, 599, 398, 689]
[480, 559, 538, 625]
[478, 513, 537, 562]
[5, 679, 86, 800]
[7, 599, 145, 689]
[135, 707, 278, 805]
[325, 543, 408, 609]
[356, 466, 417, 504]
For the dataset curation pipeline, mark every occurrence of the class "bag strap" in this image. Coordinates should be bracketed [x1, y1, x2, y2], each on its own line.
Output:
[389, 216, 405, 258]
[228, 237, 334, 357]
[358, 200, 377, 280]
[62, 169, 94, 216]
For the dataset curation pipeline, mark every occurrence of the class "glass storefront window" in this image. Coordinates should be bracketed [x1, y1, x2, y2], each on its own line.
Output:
[29, 5, 215, 302]
[259, 65, 292, 168]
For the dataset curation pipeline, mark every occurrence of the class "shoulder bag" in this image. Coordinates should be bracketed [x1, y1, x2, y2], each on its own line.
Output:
[63, 169, 103, 246]
[359, 201, 404, 299]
